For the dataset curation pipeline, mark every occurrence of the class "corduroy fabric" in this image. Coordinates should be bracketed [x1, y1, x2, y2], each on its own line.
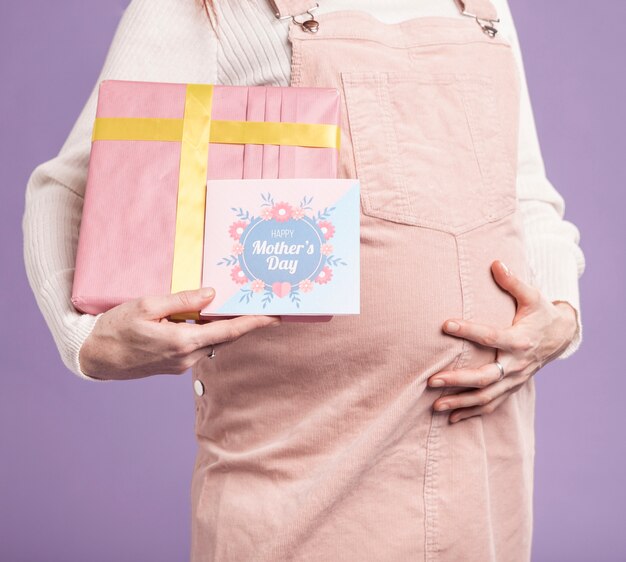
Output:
[190, 5, 537, 561]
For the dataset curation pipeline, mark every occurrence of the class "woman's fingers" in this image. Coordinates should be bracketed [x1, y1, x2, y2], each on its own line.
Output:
[432, 375, 520, 412]
[187, 314, 281, 351]
[442, 319, 531, 352]
[448, 387, 517, 424]
[491, 260, 541, 308]
[440, 261, 542, 351]
[135, 287, 217, 319]
[426, 262, 549, 421]
[152, 314, 281, 373]
[185, 316, 280, 364]
[429, 360, 509, 389]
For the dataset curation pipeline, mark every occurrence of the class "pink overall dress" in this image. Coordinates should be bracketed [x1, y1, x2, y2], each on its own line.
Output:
[190, 0, 537, 560]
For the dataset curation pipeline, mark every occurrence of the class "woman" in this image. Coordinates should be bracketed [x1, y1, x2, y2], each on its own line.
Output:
[23, 0, 585, 560]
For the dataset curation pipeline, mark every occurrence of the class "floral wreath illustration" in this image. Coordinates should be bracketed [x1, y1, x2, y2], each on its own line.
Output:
[217, 192, 347, 308]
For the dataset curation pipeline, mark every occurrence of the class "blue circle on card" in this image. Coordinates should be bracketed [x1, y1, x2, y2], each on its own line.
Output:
[239, 217, 325, 285]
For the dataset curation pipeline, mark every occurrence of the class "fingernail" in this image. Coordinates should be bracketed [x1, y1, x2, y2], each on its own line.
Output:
[445, 321, 460, 333]
[201, 287, 215, 299]
[430, 378, 445, 387]
[436, 402, 450, 411]
[500, 261, 511, 276]
[270, 319, 282, 328]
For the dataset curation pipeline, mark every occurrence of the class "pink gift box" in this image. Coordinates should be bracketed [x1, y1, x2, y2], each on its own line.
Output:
[71, 80, 341, 317]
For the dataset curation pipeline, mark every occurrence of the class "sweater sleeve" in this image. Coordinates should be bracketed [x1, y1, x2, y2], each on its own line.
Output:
[22, 0, 218, 381]
[498, 0, 586, 360]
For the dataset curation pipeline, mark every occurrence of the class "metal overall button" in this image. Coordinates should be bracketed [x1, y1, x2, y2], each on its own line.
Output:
[272, 2, 320, 33]
[194, 379, 205, 397]
[461, 10, 500, 37]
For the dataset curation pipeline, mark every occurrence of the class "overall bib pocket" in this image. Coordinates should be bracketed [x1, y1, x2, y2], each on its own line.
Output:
[341, 70, 516, 234]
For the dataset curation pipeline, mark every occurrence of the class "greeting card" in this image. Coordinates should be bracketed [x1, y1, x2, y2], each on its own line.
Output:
[201, 178, 360, 316]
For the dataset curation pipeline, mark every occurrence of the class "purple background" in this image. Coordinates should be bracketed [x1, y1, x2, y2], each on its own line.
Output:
[1, 1, 623, 560]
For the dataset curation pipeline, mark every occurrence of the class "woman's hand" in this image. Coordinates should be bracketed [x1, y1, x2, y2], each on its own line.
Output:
[78, 287, 281, 381]
[428, 260, 578, 423]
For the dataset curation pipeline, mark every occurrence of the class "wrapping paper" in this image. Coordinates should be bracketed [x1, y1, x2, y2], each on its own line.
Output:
[71, 79, 341, 318]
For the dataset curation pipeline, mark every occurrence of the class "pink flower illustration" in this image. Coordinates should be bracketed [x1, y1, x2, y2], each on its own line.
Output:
[261, 207, 274, 221]
[318, 220, 335, 240]
[292, 207, 306, 220]
[229, 220, 248, 241]
[230, 265, 248, 285]
[315, 266, 333, 285]
[272, 202, 293, 222]
[299, 279, 314, 293]
[251, 279, 265, 293]
[232, 242, 244, 255]
[321, 244, 333, 256]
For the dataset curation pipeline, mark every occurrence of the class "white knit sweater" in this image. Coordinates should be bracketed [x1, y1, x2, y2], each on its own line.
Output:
[22, 0, 586, 381]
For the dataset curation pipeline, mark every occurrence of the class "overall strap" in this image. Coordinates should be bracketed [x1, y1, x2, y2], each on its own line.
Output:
[268, 0, 318, 19]
[454, 0, 500, 36]
[267, 0, 320, 32]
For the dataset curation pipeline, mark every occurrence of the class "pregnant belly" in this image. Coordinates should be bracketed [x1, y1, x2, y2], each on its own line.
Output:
[251, 211, 530, 373]
[193, 211, 531, 448]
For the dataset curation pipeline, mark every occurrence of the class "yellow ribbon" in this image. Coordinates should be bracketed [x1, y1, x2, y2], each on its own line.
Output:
[91, 117, 184, 142]
[92, 84, 340, 320]
[170, 84, 214, 316]
[92, 117, 341, 148]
